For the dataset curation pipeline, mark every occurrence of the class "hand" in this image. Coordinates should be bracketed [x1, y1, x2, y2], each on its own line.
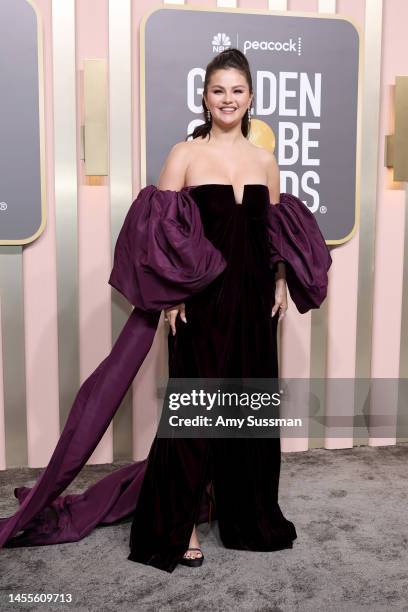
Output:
[271, 279, 288, 322]
[164, 303, 187, 336]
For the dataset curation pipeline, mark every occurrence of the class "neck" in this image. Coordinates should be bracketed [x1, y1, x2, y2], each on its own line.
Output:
[208, 122, 246, 146]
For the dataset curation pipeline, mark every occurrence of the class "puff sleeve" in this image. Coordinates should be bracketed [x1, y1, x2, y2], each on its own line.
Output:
[108, 185, 227, 311]
[0, 185, 226, 550]
[265, 193, 332, 314]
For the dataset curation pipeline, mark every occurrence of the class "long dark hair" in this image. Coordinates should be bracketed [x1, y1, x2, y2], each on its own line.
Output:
[185, 48, 253, 141]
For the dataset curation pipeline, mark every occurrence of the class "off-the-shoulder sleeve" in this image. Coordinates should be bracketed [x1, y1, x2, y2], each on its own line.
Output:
[265, 193, 332, 314]
[108, 185, 227, 311]
[0, 186, 227, 550]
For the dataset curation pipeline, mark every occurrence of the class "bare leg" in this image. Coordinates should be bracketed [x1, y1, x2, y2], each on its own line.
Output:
[182, 524, 203, 560]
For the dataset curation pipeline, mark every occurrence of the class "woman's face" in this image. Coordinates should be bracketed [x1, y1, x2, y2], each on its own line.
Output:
[204, 68, 253, 127]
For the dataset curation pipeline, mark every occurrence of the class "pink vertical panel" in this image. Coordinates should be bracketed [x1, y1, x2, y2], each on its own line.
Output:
[132, 0, 166, 459]
[280, 309, 312, 453]
[23, 0, 60, 468]
[318, 0, 365, 450]
[324, 239, 359, 450]
[0, 298, 5, 469]
[273, 0, 319, 453]
[76, 0, 113, 464]
[370, 0, 407, 447]
[132, 325, 167, 461]
[288, 0, 317, 10]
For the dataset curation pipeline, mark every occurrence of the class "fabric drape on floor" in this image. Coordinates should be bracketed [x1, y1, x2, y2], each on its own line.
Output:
[0, 185, 331, 551]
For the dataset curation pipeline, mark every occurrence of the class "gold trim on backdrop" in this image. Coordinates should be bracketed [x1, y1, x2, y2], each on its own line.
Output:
[83, 60, 108, 176]
[52, 0, 79, 427]
[354, 0, 383, 446]
[394, 76, 408, 181]
[0, 0, 47, 246]
[385, 134, 394, 168]
[385, 76, 408, 182]
[109, 0, 133, 461]
[0, 247, 28, 466]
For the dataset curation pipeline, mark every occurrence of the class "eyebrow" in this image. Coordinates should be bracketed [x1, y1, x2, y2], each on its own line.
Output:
[209, 84, 246, 88]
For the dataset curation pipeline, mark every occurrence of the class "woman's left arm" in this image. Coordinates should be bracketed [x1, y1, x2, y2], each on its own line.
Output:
[264, 149, 288, 321]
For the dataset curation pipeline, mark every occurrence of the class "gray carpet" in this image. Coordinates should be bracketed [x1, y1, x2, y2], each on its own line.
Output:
[0, 443, 407, 612]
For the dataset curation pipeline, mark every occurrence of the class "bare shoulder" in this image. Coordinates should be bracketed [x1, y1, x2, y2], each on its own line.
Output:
[251, 145, 280, 204]
[157, 140, 191, 190]
[173, 137, 205, 150]
[169, 140, 193, 156]
[253, 145, 279, 174]
[164, 139, 201, 169]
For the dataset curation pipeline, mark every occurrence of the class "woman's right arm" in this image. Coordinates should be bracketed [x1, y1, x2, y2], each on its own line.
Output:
[158, 142, 190, 334]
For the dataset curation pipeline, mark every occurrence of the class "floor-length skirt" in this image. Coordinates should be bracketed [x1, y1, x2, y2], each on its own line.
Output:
[128, 184, 297, 572]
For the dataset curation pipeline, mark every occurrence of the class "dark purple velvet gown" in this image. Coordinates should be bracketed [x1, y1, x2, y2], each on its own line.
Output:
[0, 184, 332, 573]
[127, 184, 296, 572]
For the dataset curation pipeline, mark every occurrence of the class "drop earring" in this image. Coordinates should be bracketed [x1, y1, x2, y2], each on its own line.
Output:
[206, 110, 211, 122]
[248, 107, 252, 122]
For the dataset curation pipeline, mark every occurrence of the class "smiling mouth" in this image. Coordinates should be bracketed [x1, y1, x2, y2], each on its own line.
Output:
[220, 107, 237, 113]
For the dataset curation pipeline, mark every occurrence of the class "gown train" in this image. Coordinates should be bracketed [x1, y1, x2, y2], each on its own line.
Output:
[0, 184, 332, 574]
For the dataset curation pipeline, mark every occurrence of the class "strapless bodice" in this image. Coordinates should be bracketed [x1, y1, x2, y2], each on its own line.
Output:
[185, 183, 269, 215]
[170, 181, 278, 378]
[183, 183, 271, 264]
[184, 183, 269, 207]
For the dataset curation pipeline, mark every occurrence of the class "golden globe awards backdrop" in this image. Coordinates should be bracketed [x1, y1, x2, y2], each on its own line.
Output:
[141, 6, 362, 244]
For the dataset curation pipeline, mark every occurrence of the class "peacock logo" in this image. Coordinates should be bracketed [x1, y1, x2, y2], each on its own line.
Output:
[212, 33, 232, 53]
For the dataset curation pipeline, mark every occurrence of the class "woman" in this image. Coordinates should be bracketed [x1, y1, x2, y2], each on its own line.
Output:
[0, 49, 331, 573]
[126, 48, 321, 571]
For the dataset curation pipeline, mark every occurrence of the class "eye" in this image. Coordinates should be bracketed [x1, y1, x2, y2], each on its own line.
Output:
[213, 89, 245, 94]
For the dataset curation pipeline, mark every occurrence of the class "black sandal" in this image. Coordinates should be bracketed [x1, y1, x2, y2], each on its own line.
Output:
[179, 547, 204, 567]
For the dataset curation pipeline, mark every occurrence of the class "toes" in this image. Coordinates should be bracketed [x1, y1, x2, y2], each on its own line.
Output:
[183, 549, 202, 559]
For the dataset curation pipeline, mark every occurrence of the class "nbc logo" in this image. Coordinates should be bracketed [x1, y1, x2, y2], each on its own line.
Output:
[212, 33, 231, 53]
